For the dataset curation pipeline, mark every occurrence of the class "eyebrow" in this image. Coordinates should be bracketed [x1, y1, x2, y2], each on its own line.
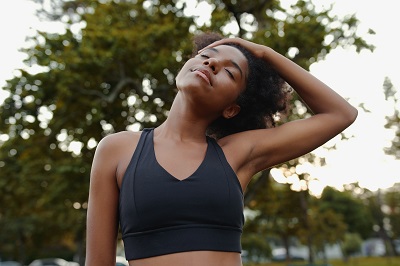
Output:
[206, 47, 244, 79]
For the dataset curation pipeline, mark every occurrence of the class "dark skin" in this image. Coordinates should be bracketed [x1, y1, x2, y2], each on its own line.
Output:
[85, 40, 358, 266]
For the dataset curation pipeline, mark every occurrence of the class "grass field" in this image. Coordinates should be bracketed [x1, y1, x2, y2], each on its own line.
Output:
[244, 256, 400, 266]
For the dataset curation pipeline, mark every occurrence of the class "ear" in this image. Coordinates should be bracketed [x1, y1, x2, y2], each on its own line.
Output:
[222, 104, 241, 119]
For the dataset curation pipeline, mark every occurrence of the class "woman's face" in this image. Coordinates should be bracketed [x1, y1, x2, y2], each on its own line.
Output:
[176, 44, 248, 117]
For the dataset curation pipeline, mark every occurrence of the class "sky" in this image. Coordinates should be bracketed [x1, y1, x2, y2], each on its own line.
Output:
[0, 0, 399, 195]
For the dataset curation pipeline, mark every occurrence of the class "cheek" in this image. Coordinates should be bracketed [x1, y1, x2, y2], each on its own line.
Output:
[228, 84, 244, 101]
[217, 88, 241, 108]
[175, 62, 193, 86]
[175, 68, 187, 88]
[175, 70, 182, 83]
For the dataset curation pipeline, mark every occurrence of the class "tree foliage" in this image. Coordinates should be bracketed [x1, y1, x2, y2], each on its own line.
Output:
[383, 77, 400, 159]
[365, 184, 400, 256]
[0, 0, 374, 262]
[244, 179, 304, 261]
[341, 232, 363, 260]
[385, 184, 400, 241]
[319, 186, 374, 239]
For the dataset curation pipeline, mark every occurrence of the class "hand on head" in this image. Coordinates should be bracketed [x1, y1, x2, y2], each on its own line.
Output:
[198, 37, 268, 59]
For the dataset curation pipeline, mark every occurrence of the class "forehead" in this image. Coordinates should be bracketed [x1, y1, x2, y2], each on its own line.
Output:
[209, 44, 248, 72]
[210, 45, 247, 61]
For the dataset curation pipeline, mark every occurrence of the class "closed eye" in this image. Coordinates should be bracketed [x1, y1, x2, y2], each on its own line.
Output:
[200, 53, 235, 80]
[225, 69, 235, 80]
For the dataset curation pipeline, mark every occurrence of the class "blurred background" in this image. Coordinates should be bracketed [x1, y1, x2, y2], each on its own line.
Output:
[0, 0, 399, 265]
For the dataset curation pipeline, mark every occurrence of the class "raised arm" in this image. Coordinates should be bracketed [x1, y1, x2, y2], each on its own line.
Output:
[85, 135, 120, 266]
[206, 38, 358, 179]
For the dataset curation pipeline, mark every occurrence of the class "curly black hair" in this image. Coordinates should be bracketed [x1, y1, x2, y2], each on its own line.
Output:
[191, 32, 291, 140]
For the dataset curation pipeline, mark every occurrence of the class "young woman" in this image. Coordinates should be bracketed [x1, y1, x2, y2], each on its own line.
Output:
[85, 32, 357, 266]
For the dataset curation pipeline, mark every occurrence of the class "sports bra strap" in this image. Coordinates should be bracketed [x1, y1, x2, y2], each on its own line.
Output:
[119, 128, 153, 190]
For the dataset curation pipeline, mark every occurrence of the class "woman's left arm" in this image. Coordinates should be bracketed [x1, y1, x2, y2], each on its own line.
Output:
[207, 38, 358, 177]
[262, 45, 358, 123]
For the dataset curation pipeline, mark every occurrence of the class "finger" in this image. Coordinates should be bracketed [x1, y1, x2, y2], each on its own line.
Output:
[198, 38, 239, 53]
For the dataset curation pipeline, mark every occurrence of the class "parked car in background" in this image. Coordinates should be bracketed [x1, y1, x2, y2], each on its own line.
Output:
[116, 256, 129, 266]
[0, 261, 22, 266]
[28, 258, 79, 266]
[271, 247, 306, 262]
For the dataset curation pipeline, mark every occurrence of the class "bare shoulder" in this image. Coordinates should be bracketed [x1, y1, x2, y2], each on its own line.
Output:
[97, 130, 142, 150]
[92, 130, 142, 175]
[95, 130, 143, 186]
[86, 131, 143, 263]
[88, 130, 142, 192]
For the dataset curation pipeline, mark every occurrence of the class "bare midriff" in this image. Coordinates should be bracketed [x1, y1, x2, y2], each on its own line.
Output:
[128, 251, 242, 266]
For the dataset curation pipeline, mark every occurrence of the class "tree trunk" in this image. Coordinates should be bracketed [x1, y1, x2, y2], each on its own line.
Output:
[322, 243, 329, 265]
[299, 189, 314, 264]
[18, 231, 26, 266]
[377, 189, 396, 256]
[282, 234, 291, 263]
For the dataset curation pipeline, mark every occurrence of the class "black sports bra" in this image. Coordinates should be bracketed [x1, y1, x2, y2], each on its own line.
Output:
[118, 128, 244, 260]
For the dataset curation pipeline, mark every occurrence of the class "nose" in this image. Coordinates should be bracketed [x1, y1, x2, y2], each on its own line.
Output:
[203, 58, 219, 73]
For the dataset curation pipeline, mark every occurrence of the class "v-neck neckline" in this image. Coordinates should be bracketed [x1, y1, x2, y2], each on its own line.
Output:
[151, 129, 210, 182]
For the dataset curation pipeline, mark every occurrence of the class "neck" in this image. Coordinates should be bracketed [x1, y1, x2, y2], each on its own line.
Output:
[156, 92, 215, 142]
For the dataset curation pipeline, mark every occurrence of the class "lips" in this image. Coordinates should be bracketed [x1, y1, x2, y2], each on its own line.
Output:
[192, 68, 212, 85]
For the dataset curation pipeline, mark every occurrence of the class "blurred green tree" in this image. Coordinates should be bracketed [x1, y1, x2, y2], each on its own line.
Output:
[296, 186, 347, 264]
[343, 182, 400, 256]
[383, 77, 400, 159]
[382, 76, 400, 256]
[319, 185, 374, 239]
[244, 178, 304, 263]
[0, 0, 373, 263]
[384, 184, 400, 255]
[341, 232, 363, 262]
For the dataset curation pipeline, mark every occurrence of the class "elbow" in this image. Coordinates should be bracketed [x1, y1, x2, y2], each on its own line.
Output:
[343, 105, 358, 127]
[349, 106, 358, 123]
